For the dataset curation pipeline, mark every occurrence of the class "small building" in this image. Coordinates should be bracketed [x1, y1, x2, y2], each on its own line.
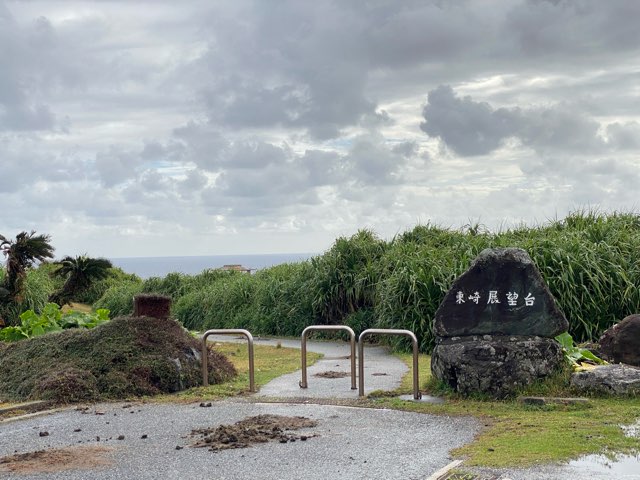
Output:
[220, 264, 253, 273]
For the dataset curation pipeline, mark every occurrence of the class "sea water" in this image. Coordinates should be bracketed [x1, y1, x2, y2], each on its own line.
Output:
[110, 253, 316, 279]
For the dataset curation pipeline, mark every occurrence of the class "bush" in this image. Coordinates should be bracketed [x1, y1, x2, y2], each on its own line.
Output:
[95, 210, 640, 353]
[94, 280, 143, 317]
[251, 262, 316, 336]
[75, 267, 141, 305]
[0, 303, 110, 342]
[0, 266, 56, 325]
[310, 229, 387, 325]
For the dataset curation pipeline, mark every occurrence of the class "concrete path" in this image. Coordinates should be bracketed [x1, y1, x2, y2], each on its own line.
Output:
[230, 336, 409, 398]
[0, 401, 478, 480]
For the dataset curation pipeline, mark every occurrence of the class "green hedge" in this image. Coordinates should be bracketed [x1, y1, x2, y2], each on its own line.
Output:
[93, 211, 640, 352]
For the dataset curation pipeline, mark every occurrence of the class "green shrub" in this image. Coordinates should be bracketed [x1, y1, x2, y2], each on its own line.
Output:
[97, 210, 640, 353]
[94, 280, 143, 317]
[0, 303, 110, 342]
[75, 267, 140, 305]
[0, 266, 56, 325]
[310, 229, 386, 325]
[251, 262, 316, 336]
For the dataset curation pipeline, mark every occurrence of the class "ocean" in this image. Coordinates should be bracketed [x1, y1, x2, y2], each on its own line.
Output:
[109, 253, 316, 279]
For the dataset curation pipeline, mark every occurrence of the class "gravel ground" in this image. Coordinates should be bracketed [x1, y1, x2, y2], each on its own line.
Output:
[0, 401, 479, 480]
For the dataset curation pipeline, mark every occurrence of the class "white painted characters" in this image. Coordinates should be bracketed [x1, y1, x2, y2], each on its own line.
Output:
[454, 290, 536, 307]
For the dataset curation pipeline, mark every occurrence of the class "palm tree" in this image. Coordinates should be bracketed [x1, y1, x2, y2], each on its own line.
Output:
[49, 255, 113, 306]
[0, 231, 55, 304]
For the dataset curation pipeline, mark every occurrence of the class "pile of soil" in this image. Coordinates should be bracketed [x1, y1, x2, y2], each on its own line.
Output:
[0, 446, 113, 474]
[314, 371, 349, 379]
[190, 414, 318, 451]
[0, 316, 236, 403]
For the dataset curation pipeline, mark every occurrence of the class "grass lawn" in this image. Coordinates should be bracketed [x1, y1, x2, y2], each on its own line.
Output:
[373, 353, 640, 467]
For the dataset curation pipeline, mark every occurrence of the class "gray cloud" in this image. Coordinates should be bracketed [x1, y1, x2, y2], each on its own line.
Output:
[503, 0, 640, 61]
[606, 122, 640, 150]
[421, 85, 608, 156]
[94, 147, 143, 187]
[0, 13, 56, 131]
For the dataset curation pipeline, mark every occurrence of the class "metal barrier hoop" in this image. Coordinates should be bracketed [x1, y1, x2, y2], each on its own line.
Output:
[202, 329, 255, 393]
[358, 328, 421, 400]
[299, 325, 357, 390]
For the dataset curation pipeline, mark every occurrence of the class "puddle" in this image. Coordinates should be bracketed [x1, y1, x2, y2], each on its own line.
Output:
[568, 453, 640, 477]
[398, 394, 445, 404]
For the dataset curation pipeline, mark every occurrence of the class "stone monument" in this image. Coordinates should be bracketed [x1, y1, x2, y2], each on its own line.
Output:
[431, 248, 568, 397]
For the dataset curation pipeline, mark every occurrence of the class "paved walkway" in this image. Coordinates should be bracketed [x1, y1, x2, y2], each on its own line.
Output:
[208, 335, 409, 398]
[0, 401, 478, 480]
[1, 337, 637, 479]
[0, 337, 478, 479]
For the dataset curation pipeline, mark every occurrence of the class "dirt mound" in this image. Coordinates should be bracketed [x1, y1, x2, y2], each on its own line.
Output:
[190, 414, 318, 451]
[0, 446, 113, 474]
[314, 370, 349, 379]
[0, 316, 236, 403]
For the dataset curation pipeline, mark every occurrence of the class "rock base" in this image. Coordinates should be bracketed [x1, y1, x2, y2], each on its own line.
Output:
[431, 335, 564, 397]
[571, 364, 640, 396]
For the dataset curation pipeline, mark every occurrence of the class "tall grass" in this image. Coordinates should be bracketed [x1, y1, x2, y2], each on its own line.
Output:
[93, 280, 143, 317]
[92, 211, 640, 352]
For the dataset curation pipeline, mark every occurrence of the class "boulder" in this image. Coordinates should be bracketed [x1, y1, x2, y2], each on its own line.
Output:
[434, 248, 568, 338]
[599, 314, 640, 366]
[431, 335, 564, 397]
[571, 364, 640, 396]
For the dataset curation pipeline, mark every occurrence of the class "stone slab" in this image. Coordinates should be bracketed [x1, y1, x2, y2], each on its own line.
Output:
[571, 363, 640, 396]
[434, 248, 568, 338]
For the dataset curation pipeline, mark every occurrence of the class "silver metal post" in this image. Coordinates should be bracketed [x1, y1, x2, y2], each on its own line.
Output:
[202, 329, 255, 393]
[299, 325, 357, 390]
[358, 328, 422, 400]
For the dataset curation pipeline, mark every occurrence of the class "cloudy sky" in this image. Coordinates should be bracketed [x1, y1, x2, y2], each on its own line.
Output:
[1, 0, 639, 258]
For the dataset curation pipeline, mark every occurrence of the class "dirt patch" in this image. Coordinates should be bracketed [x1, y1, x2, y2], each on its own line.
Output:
[313, 371, 349, 379]
[190, 414, 318, 451]
[442, 471, 500, 480]
[0, 446, 113, 474]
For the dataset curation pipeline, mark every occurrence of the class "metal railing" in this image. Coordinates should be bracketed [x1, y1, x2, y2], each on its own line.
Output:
[299, 325, 357, 390]
[358, 328, 422, 400]
[202, 329, 255, 393]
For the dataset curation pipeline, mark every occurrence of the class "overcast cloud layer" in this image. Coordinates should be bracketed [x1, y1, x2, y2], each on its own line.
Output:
[1, 0, 639, 257]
